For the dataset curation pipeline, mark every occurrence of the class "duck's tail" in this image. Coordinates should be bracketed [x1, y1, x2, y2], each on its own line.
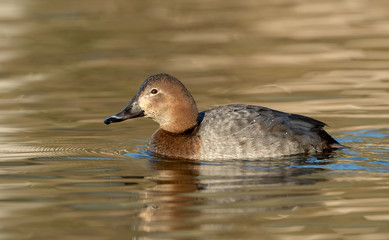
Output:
[316, 128, 346, 149]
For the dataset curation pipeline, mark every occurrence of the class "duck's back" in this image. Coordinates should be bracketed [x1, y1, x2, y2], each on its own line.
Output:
[196, 104, 339, 160]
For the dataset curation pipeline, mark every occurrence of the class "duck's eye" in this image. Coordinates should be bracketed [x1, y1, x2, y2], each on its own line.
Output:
[150, 89, 158, 94]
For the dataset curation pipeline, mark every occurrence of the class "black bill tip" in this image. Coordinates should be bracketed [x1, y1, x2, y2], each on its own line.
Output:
[104, 116, 124, 125]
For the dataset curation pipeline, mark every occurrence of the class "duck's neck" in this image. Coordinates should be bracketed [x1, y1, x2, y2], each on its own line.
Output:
[160, 104, 199, 134]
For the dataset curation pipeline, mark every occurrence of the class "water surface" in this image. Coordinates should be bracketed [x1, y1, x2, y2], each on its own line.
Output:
[0, 0, 389, 239]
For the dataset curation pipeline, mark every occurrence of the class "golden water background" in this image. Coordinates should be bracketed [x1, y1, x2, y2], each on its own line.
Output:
[0, 0, 388, 239]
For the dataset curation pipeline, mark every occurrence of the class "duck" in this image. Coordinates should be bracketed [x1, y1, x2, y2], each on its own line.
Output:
[104, 73, 342, 160]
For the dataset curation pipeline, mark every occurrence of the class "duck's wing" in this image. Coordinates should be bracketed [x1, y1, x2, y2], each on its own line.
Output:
[197, 104, 339, 146]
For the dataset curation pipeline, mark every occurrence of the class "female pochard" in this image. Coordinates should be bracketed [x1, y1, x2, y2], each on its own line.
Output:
[104, 74, 341, 160]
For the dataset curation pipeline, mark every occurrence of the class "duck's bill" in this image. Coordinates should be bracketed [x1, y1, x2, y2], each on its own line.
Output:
[104, 100, 145, 125]
[104, 115, 126, 124]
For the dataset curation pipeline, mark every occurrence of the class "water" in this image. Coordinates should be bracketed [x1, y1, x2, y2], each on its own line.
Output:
[1, 0, 389, 239]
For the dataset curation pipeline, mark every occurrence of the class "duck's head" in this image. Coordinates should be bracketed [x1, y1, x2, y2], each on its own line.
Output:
[104, 73, 199, 133]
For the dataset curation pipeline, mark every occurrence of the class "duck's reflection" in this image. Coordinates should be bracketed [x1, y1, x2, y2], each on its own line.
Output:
[137, 153, 335, 238]
[138, 159, 201, 235]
